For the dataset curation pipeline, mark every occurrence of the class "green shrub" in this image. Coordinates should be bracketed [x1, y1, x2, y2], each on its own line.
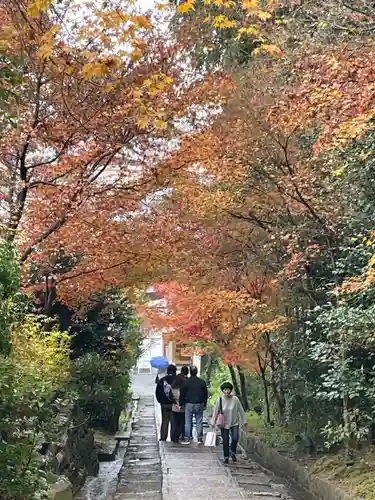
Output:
[0, 350, 71, 500]
[246, 411, 296, 452]
[71, 353, 131, 429]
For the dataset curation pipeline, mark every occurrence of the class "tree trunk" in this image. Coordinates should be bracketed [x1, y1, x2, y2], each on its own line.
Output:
[260, 371, 271, 424]
[228, 364, 241, 399]
[205, 356, 217, 387]
[257, 354, 271, 424]
[237, 365, 249, 411]
[271, 380, 285, 420]
[265, 332, 285, 419]
[41, 275, 58, 331]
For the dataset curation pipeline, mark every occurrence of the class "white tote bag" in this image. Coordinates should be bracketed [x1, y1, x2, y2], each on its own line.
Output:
[204, 429, 217, 447]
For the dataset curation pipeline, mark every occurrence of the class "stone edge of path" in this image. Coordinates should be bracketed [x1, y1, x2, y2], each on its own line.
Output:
[239, 432, 358, 500]
[153, 396, 168, 499]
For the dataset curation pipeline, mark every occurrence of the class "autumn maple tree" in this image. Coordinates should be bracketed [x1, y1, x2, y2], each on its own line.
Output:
[0, 0, 231, 307]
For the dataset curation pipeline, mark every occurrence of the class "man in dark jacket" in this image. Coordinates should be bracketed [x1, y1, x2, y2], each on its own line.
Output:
[180, 366, 208, 444]
[155, 364, 177, 441]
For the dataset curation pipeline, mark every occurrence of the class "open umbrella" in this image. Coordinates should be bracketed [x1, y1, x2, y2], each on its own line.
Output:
[150, 356, 169, 370]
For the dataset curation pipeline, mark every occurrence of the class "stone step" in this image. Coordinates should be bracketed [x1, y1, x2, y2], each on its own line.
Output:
[124, 473, 161, 482]
[117, 481, 162, 493]
[115, 432, 131, 441]
[232, 468, 266, 476]
[114, 492, 162, 500]
[233, 476, 271, 486]
[231, 463, 263, 470]
[244, 494, 282, 499]
[127, 445, 159, 452]
[237, 483, 277, 493]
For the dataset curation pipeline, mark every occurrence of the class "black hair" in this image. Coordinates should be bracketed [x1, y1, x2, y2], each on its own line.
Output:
[220, 382, 234, 392]
[190, 366, 198, 376]
[180, 365, 189, 376]
[167, 364, 177, 375]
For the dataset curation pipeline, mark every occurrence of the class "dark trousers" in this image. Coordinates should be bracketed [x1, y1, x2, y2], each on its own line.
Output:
[171, 412, 185, 442]
[221, 425, 239, 458]
[160, 404, 174, 441]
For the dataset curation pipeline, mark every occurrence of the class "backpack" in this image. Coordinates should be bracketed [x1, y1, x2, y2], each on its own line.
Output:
[163, 379, 175, 403]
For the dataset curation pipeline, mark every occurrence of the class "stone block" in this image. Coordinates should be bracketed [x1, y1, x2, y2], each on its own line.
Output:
[48, 476, 73, 500]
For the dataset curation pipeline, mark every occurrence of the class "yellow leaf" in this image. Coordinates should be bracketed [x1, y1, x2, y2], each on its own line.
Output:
[177, 0, 195, 13]
[132, 15, 153, 29]
[333, 168, 345, 176]
[27, 0, 53, 17]
[156, 2, 170, 9]
[81, 50, 95, 59]
[37, 25, 59, 60]
[262, 43, 284, 57]
[242, 0, 259, 9]
[138, 117, 149, 129]
[164, 75, 174, 85]
[257, 10, 272, 21]
[236, 25, 259, 39]
[155, 119, 167, 129]
[212, 15, 236, 28]
[367, 240, 374, 246]
[82, 62, 108, 79]
[222, 19, 237, 28]
[369, 255, 375, 267]
[37, 43, 53, 59]
[131, 47, 143, 61]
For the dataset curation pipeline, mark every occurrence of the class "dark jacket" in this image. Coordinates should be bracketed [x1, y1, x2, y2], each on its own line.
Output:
[180, 376, 208, 406]
[155, 375, 176, 406]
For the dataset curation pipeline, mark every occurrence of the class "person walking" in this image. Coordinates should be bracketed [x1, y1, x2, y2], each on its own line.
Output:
[170, 373, 186, 443]
[211, 382, 247, 464]
[155, 367, 166, 384]
[180, 365, 189, 379]
[155, 364, 177, 441]
[180, 366, 208, 445]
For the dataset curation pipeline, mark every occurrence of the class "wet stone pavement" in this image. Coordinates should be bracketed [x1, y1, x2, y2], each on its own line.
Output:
[113, 374, 300, 500]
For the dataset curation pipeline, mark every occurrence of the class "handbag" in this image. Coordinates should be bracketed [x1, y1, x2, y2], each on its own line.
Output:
[215, 397, 225, 428]
[204, 430, 217, 447]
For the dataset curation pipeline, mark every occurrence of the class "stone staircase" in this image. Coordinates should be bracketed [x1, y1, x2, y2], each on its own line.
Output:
[211, 439, 300, 500]
[113, 396, 162, 500]
[227, 457, 300, 500]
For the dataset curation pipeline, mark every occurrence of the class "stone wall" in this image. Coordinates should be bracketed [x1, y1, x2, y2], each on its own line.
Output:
[43, 406, 99, 494]
[240, 432, 357, 500]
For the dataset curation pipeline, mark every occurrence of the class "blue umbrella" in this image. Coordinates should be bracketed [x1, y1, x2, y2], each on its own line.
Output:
[150, 356, 169, 369]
